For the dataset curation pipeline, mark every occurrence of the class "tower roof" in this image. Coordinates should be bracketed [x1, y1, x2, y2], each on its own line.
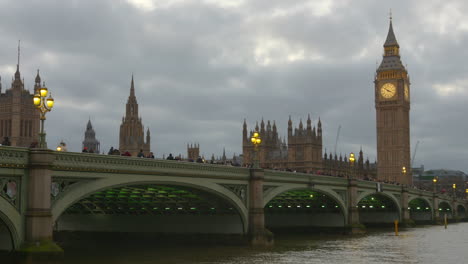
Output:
[87, 119, 93, 130]
[35, 69, 41, 84]
[384, 19, 399, 47]
[14, 40, 21, 80]
[130, 74, 135, 98]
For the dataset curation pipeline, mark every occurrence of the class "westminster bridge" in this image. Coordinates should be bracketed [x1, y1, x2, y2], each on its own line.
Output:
[0, 146, 467, 253]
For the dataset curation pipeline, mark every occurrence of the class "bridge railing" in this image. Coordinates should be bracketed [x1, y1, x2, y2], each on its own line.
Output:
[52, 151, 250, 178]
[0, 146, 29, 168]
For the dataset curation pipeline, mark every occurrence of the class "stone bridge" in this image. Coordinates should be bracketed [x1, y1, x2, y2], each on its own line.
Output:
[0, 147, 466, 253]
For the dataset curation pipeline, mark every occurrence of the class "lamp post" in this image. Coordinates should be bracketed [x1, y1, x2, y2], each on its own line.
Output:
[348, 152, 355, 179]
[33, 85, 54, 149]
[401, 166, 407, 185]
[452, 183, 457, 198]
[432, 177, 438, 193]
[250, 131, 262, 169]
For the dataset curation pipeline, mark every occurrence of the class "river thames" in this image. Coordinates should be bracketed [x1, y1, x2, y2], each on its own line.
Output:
[4, 223, 467, 264]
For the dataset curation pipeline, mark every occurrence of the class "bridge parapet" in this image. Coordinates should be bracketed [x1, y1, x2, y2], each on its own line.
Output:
[0, 146, 29, 168]
[52, 152, 250, 179]
[264, 170, 348, 186]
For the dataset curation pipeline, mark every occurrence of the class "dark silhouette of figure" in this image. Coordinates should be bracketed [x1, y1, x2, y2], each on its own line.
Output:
[196, 156, 203, 163]
[167, 153, 174, 160]
[137, 149, 145, 158]
[1, 137, 11, 146]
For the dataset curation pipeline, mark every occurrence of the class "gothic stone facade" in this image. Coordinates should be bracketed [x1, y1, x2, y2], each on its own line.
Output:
[119, 76, 150, 156]
[242, 115, 322, 173]
[0, 64, 41, 147]
[375, 19, 412, 185]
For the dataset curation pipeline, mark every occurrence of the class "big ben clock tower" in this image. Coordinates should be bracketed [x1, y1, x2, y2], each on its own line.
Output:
[375, 17, 412, 185]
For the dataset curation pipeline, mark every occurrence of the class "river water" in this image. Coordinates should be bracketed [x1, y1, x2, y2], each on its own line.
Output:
[4, 223, 468, 264]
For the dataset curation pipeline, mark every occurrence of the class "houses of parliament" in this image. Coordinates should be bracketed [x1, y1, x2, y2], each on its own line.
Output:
[0, 17, 411, 184]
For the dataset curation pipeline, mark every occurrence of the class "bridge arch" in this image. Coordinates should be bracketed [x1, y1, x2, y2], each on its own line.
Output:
[357, 193, 401, 225]
[356, 191, 402, 212]
[263, 185, 347, 214]
[0, 198, 21, 251]
[52, 175, 248, 233]
[438, 201, 453, 220]
[408, 198, 432, 223]
[456, 204, 466, 219]
[263, 185, 348, 228]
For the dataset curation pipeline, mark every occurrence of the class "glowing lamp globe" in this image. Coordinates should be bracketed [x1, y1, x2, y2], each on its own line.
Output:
[46, 97, 54, 108]
[33, 95, 41, 106]
[39, 87, 48, 97]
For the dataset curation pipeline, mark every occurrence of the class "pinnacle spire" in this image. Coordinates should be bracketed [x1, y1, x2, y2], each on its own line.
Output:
[130, 74, 135, 97]
[35, 69, 41, 84]
[14, 40, 21, 80]
[384, 14, 399, 47]
[87, 118, 93, 130]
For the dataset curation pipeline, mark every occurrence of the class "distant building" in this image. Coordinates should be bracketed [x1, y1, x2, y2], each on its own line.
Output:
[322, 149, 375, 179]
[242, 116, 322, 173]
[119, 76, 151, 156]
[414, 169, 467, 197]
[82, 119, 100, 153]
[0, 47, 41, 147]
[187, 143, 200, 161]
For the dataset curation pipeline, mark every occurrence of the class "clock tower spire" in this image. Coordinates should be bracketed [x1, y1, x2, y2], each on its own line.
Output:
[374, 16, 412, 185]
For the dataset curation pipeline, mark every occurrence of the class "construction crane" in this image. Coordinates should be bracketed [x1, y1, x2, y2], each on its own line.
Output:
[334, 125, 341, 155]
[411, 140, 420, 167]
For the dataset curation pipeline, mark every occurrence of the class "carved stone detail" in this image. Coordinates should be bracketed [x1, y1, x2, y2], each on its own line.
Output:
[51, 178, 91, 202]
[0, 177, 20, 210]
[219, 184, 247, 205]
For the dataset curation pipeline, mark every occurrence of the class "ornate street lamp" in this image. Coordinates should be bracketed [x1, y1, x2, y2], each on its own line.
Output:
[402, 166, 407, 184]
[432, 177, 438, 193]
[33, 85, 54, 148]
[452, 183, 457, 198]
[348, 152, 355, 179]
[250, 131, 262, 168]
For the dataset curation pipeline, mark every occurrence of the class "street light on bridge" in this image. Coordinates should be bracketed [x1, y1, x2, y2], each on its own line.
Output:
[432, 177, 438, 194]
[452, 183, 457, 198]
[251, 131, 262, 169]
[348, 152, 355, 179]
[402, 166, 407, 184]
[33, 85, 54, 149]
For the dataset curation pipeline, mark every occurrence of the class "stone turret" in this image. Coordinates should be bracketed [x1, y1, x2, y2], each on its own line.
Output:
[82, 119, 100, 153]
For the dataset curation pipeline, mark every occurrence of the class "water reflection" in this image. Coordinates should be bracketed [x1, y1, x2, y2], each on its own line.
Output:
[3, 223, 468, 264]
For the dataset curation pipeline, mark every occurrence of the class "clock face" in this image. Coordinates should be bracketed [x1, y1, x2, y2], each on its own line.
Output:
[404, 83, 409, 101]
[380, 83, 396, 99]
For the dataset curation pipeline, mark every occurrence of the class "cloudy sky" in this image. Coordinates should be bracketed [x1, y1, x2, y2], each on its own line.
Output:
[1, 0, 467, 172]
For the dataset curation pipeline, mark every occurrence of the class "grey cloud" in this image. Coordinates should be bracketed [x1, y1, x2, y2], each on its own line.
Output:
[0, 0, 467, 172]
